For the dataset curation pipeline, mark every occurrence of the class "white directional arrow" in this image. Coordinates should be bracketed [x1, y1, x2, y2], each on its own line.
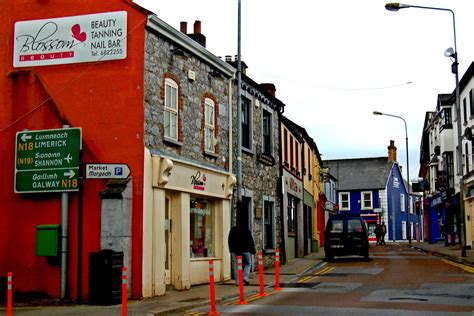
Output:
[21, 134, 32, 142]
[64, 170, 76, 179]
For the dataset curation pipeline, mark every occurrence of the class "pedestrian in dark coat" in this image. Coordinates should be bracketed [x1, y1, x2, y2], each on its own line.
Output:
[381, 222, 387, 245]
[374, 224, 382, 245]
[228, 203, 256, 285]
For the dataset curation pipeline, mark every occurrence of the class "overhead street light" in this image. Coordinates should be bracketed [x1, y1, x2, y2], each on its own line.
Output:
[385, 3, 466, 257]
[373, 111, 412, 244]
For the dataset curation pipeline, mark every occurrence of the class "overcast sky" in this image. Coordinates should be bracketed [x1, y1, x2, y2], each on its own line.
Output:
[135, 0, 474, 182]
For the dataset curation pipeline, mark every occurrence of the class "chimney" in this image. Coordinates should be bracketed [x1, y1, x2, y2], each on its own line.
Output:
[259, 83, 276, 96]
[186, 20, 206, 47]
[180, 21, 187, 33]
[388, 140, 397, 163]
[193, 20, 201, 34]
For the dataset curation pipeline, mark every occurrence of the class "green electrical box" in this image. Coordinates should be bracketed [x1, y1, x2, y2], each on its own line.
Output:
[36, 225, 60, 257]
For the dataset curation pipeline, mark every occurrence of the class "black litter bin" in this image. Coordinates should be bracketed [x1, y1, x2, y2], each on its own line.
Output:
[89, 249, 123, 305]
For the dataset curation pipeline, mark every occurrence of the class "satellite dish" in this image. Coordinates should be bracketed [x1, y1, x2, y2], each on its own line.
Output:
[464, 127, 473, 141]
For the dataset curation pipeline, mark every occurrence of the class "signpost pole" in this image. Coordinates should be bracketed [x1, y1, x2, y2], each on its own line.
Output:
[60, 125, 70, 301]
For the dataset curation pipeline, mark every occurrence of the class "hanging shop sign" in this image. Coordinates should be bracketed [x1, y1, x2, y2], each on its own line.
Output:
[13, 11, 127, 67]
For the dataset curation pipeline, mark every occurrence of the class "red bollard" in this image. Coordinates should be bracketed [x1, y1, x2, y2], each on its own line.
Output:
[258, 251, 266, 297]
[122, 267, 127, 316]
[208, 260, 219, 315]
[274, 249, 281, 291]
[7, 272, 12, 316]
[237, 256, 248, 305]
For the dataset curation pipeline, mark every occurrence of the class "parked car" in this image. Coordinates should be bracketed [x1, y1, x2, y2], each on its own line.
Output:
[324, 214, 369, 261]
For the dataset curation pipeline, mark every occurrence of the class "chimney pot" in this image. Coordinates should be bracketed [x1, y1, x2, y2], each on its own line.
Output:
[180, 21, 187, 33]
[260, 83, 276, 97]
[194, 20, 201, 34]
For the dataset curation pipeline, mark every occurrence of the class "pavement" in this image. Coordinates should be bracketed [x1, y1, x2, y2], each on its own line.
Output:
[3, 242, 474, 315]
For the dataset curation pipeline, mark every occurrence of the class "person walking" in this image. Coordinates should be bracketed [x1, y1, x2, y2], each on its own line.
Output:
[381, 222, 387, 245]
[374, 224, 382, 245]
[228, 202, 256, 285]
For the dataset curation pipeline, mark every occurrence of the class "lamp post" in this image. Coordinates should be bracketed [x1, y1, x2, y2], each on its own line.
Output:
[385, 2, 466, 256]
[374, 111, 411, 244]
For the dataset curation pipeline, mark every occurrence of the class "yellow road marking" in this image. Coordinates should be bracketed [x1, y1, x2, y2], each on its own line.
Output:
[441, 258, 474, 273]
[225, 289, 278, 305]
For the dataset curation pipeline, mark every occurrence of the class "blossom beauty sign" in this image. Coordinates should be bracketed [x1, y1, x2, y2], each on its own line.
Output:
[13, 11, 127, 67]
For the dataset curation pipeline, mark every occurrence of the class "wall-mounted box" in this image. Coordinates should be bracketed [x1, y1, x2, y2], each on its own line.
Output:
[36, 225, 60, 257]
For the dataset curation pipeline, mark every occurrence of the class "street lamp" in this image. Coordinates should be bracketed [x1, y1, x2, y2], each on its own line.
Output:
[373, 111, 412, 244]
[385, 2, 466, 257]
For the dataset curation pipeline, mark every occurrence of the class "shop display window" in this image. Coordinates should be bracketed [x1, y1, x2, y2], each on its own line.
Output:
[190, 198, 215, 258]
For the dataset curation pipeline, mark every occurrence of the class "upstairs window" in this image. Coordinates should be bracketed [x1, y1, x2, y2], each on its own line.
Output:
[164, 78, 179, 141]
[204, 98, 215, 152]
[262, 110, 272, 155]
[470, 89, 474, 118]
[241, 96, 252, 150]
[339, 192, 350, 210]
[361, 191, 373, 209]
[463, 97, 468, 124]
[441, 108, 452, 129]
[400, 193, 405, 212]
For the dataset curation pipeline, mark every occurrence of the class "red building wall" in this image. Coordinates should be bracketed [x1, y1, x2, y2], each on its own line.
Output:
[0, 0, 147, 299]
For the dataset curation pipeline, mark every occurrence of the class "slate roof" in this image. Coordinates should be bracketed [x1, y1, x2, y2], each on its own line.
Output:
[324, 157, 394, 191]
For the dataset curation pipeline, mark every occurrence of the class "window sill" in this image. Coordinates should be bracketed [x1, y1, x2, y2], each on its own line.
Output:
[242, 147, 254, 156]
[203, 151, 219, 159]
[164, 137, 182, 147]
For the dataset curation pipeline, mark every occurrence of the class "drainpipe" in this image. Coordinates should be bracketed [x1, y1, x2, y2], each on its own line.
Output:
[236, 0, 242, 202]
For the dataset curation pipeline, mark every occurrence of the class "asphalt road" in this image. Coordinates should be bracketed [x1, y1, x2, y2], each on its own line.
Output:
[189, 244, 474, 315]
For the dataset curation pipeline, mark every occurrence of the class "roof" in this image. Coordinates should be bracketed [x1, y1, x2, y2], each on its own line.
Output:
[323, 157, 393, 191]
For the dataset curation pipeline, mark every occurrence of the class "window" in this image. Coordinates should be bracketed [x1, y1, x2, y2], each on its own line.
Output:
[442, 108, 452, 129]
[287, 195, 297, 235]
[263, 200, 274, 249]
[295, 140, 299, 171]
[329, 220, 343, 233]
[164, 78, 179, 140]
[348, 219, 364, 233]
[400, 193, 405, 212]
[283, 129, 288, 164]
[204, 98, 215, 152]
[307, 148, 312, 180]
[361, 191, 373, 209]
[262, 110, 272, 155]
[402, 220, 407, 240]
[339, 192, 350, 210]
[190, 198, 215, 258]
[463, 97, 468, 124]
[470, 89, 474, 118]
[443, 151, 454, 188]
[241, 96, 252, 150]
[465, 142, 470, 174]
[290, 135, 294, 168]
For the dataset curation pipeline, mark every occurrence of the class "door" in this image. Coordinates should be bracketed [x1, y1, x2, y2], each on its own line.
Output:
[164, 196, 171, 285]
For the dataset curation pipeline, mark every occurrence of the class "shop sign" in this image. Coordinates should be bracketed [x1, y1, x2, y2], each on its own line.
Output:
[190, 171, 207, 191]
[13, 11, 127, 67]
[15, 128, 82, 193]
[257, 153, 275, 166]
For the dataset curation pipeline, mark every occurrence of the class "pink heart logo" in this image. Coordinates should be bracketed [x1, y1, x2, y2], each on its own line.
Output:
[71, 24, 87, 42]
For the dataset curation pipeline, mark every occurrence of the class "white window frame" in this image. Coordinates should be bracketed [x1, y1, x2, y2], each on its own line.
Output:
[400, 193, 406, 212]
[402, 220, 407, 240]
[361, 191, 373, 210]
[262, 108, 272, 155]
[339, 192, 350, 211]
[164, 78, 179, 141]
[204, 98, 215, 152]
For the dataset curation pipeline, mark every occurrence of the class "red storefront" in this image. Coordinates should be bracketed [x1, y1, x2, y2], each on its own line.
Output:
[0, 0, 147, 300]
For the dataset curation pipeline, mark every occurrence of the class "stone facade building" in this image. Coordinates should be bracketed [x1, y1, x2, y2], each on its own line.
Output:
[229, 60, 285, 268]
[142, 16, 236, 296]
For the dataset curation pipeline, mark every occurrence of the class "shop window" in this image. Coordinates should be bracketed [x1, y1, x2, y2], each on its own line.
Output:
[263, 200, 274, 249]
[164, 78, 179, 141]
[190, 198, 215, 258]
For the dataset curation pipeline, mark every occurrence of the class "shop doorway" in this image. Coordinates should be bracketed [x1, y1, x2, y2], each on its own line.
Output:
[164, 196, 172, 285]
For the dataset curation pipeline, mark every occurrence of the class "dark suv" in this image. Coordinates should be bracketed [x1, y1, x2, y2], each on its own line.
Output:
[324, 214, 369, 261]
